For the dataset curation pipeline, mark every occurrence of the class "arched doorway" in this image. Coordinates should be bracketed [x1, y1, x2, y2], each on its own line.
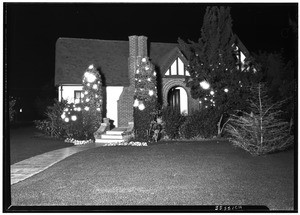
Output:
[167, 86, 188, 115]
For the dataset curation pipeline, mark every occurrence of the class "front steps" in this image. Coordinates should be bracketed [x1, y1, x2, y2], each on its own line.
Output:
[95, 127, 127, 145]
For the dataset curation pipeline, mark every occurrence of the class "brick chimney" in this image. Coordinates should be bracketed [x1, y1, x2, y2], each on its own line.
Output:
[117, 35, 148, 127]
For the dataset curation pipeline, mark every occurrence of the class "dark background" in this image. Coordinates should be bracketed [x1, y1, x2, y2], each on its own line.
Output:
[4, 3, 298, 121]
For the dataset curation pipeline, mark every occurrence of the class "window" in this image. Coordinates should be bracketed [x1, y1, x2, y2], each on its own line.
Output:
[74, 90, 83, 103]
[164, 57, 190, 77]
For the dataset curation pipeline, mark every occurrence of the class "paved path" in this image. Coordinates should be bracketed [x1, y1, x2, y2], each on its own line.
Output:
[11, 142, 104, 185]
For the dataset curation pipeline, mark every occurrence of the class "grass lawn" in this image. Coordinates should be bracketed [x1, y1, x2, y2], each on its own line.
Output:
[10, 125, 73, 164]
[11, 140, 294, 210]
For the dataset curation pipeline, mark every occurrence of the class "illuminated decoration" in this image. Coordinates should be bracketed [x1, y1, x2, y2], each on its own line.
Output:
[136, 69, 140, 74]
[19, 108, 22, 113]
[199, 101, 202, 104]
[88, 64, 94, 69]
[147, 78, 151, 81]
[142, 57, 146, 62]
[71, 115, 77, 121]
[93, 84, 98, 90]
[133, 99, 139, 107]
[138, 103, 145, 110]
[84, 72, 97, 83]
[145, 65, 150, 70]
[61, 114, 66, 119]
[75, 98, 80, 104]
[210, 90, 215, 95]
[87, 83, 90, 86]
[200, 80, 210, 90]
[204, 97, 207, 101]
[96, 108, 101, 111]
[84, 91, 88, 95]
[153, 72, 156, 76]
[86, 98, 90, 102]
[149, 90, 154, 96]
[64, 108, 69, 112]
[77, 107, 81, 111]
[205, 106, 208, 109]
[84, 106, 89, 111]
[65, 117, 70, 122]
[224, 88, 229, 93]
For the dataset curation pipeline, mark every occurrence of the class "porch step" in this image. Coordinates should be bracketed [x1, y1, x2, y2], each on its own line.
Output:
[101, 134, 123, 140]
[95, 127, 127, 144]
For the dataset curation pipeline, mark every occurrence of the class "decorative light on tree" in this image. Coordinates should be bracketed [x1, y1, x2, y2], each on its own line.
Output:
[200, 80, 210, 90]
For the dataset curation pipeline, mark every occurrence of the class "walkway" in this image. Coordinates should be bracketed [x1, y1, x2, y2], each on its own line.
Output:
[11, 142, 104, 185]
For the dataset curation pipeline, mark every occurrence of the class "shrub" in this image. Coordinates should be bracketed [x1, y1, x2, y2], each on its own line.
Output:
[161, 106, 185, 139]
[34, 99, 67, 138]
[35, 99, 101, 140]
[133, 99, 157, 141]
[179, 108, 220, 139]
[225, 83, 294, 156]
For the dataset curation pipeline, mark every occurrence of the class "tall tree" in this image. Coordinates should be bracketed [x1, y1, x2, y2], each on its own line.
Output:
[178, 6, 257, 134]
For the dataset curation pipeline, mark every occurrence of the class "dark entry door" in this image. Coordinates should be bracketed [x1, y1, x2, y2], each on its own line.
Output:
[168, 88, 180, 113]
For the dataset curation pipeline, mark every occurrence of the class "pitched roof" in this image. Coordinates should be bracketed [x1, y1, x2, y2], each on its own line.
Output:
[55, 38, 180, 86]
[55, 38, 129, 86]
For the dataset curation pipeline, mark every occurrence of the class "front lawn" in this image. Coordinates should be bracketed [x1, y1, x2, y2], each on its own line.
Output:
[10, 125, 73, 164]
[11, 140, 294, 210]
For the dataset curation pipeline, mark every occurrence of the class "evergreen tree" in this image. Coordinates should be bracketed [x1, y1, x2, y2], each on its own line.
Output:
[133, 57, 158, 141]
[81, 65, 103, 133]
[178, 6, 257, 135]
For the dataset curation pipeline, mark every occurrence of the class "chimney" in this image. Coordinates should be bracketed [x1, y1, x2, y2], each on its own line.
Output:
[137, 35, 148, 58]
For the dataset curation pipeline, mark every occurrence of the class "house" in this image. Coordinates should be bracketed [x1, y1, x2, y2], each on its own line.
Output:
[55, 35, 249, 130]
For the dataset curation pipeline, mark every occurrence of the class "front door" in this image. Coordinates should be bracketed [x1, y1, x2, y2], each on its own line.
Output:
[168, 88, 180, 113]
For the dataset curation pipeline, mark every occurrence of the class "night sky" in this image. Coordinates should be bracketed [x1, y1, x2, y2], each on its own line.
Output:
[5, 3, 298, 120]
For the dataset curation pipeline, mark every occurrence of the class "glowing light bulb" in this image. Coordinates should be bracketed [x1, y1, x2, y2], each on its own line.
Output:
[88, 64, 94, 69]
[84, 106, 89, 111]
[142, 58, 146, 62]
[149, 90, 154, 96]
[64, 117, 69, 122]
[96, 108, 101, 111]
[71, 115, 77, 121]
[61, 114, 66, 119]
[138, 103, 145, 110]
[210, 90, 214, 95]
[133, 99, 139, 107]
[200, 80, 210, 90]
[224, 88, 229, 93]
[93, 84, 98, 89]
[84, 72, 96, 83]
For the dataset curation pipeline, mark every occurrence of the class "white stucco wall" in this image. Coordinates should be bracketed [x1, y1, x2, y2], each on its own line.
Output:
[58, 85, 123, 127]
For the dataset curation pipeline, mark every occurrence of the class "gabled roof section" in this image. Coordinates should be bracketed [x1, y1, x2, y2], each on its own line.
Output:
[55, 38, 129, 86]
[156, 46, 188, 75]
[234, 34, 250, 58]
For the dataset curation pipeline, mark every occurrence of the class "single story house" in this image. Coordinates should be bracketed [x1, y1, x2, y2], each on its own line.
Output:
[55, 35, 249, 129]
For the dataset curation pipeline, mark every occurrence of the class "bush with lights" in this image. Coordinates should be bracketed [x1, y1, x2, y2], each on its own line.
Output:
[60, 65, 103, 141]
[133, 57, 158, 141]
